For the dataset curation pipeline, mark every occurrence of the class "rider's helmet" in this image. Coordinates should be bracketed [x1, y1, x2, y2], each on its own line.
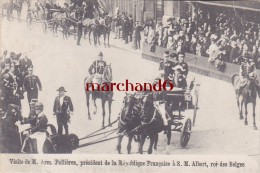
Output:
[98, 52, 103, 61]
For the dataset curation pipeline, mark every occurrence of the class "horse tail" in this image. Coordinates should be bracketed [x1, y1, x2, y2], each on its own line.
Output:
[83, 77, 88, 93]
[231, 74, 239, 87]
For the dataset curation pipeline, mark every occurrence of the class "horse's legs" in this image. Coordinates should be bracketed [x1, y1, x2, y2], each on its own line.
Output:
[117, 135, 123, 154]
[148, 134, 155, 154]
[239, 97, 244, 120]
[89, 29, 92, 45]
[107, 32, 110, 48]
[244, 102, 248, 125]
[127, 134, 133, 154]
[138, 134, 146, 154]
[154, 133, 158, 150]
[86, 92, 91, 120]
[101, 99, 106, 128]
[252, 101, 257, 130]
[167, 125, 171, 145]
[103, 33, 106, 47]
[108, 96, 112, 126]
[92, 93, 97, 115]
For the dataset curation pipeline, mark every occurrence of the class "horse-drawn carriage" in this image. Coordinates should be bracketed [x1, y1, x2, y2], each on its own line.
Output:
[0, 101, 79, 154]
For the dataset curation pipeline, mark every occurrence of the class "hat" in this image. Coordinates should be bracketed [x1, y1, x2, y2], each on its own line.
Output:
[98, 52, 103, 57]
[173, 65, 184, 71]
[28, 65, 34, 71]
[164, 51, 169, 56]
[57, 86, 67, 92]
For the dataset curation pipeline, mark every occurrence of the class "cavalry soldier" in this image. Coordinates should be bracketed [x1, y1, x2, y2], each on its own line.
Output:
[88, 52, 107, 77]
[21, 102, 48, 154]
[159, 51, 174, 81]
[23, 66, 42, 104]
[237, 55, 260, 97]
[53, 86, 74, 135]
[175, 53, 189, 77]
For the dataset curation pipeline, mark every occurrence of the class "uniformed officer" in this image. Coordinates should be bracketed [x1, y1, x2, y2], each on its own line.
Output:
[88, 52, 107, 75]
[23, 66, 42, 104]
[175, 53, 189, 77]
[19, 52, 33, 79]
[53, 86, 74, 135]
[21, 102, 48, 153]
[238, 55, 260, 97]
[159, 51, 174, 81]
[77, 18, 83, 45]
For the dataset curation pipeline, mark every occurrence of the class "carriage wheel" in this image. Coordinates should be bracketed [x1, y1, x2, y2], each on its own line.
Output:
[26, 16, 33, 30]
[42, 21, 48, 34]
[180, 119, 192, 148]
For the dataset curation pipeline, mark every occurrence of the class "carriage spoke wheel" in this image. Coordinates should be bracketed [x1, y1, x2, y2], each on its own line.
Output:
[42, 21, 48, 34]
[180, 119, 192, 148]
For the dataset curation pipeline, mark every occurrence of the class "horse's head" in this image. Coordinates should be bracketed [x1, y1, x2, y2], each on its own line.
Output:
[245, 78, 257, 98]
[103, 64, 112, 82]
[121, 93, 139, 123]
[141, 93, 154, 123]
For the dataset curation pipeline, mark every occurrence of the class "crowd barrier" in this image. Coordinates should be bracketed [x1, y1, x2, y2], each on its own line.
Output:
[142, 43, 260, 83]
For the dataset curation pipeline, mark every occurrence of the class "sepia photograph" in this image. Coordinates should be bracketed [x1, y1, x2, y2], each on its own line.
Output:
[0, 0, 259, 172]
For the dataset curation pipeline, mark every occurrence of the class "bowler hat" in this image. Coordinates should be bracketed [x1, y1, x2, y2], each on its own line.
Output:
[57, 86, 67, 92]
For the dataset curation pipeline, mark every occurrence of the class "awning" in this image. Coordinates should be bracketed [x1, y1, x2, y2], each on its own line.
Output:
[194, 1, 260, 12]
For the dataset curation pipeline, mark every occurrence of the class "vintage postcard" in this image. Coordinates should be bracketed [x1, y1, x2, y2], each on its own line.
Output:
[0, 0, 259, 173]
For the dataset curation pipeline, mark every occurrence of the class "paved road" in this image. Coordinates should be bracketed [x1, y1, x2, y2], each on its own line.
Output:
[1, 17, 260, 157]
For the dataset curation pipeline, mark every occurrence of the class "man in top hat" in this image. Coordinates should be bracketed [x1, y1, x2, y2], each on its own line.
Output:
[133, 21, 144, 49]
[23, 66, 42, 104]
[53, 86, 74, 135]
[159, 51, 174, 81]
[20, 52, 33, 78]
[175, 53, 189, 77]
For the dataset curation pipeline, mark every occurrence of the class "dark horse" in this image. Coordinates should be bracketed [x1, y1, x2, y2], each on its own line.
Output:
[138, 93, 166, 154]
[232, 74, 259, 130]
[84, 64, 113, 127]
[117, 93, 142, 154]
[0, 104, 23, 153]
[98, 15, 113, 47]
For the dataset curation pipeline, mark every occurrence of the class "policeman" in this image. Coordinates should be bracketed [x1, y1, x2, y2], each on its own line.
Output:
[175, 53, 189, 77]
[159, 51, 174, 81]
[53, 86, 74, 135]
[21, 102, 48, 153]
[23, 66, 42, 104]
[77, 18, 83, 45]
[88, 52, 107, 76]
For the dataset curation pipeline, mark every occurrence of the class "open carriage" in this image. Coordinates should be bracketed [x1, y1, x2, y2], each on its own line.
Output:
[0, 101, 79, 154]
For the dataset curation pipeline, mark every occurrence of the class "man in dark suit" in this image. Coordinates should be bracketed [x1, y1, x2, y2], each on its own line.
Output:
[77, 19, 83, 45]
[133, 21, 144, 49]
[23, 66, 42, 104]
[53, 86, 74, 135]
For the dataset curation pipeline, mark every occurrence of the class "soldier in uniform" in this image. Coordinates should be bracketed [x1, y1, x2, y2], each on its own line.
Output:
[19, 52, 33, 80]
[88, 52, 107, 76]
[237, 55, 260, 97]
[23, 66, 42, 104]
[77, 18, 83, 45]
[21, 102, 48, 153]
[53, 87, 74, 135]
[159, 51, 174, 81]
[175, 53, 189, 77]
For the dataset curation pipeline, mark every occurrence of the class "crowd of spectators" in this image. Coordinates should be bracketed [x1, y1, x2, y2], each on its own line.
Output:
[143, 8, 260, 70]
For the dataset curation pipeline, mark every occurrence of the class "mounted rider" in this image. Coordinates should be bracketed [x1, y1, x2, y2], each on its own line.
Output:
[237, 55, 260, 97]
[88, 52, 107, 88]
[21, 102, 48, 153]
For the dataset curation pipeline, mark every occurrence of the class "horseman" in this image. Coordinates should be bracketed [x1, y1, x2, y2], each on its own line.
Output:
[88, 52, 107, 85]
[159, 51, 174, 81]
[21, 102, 48, 153]
[237, 55, 260, 97]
